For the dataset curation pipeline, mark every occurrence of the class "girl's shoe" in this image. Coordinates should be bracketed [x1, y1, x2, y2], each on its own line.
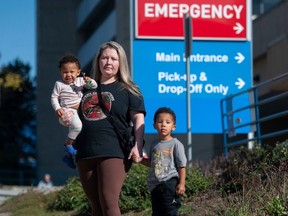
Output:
[62, 155, 76, 169]
[64, 145, 77, 155]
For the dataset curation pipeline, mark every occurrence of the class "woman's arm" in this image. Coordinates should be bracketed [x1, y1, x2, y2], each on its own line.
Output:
[129, 110, 145, 161]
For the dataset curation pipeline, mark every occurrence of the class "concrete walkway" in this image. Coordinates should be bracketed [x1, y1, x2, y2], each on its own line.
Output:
[0, 186, 29, 206]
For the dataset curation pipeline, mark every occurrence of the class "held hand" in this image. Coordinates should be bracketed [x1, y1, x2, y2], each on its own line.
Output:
[131, 153, 142, 163]
[128, 146, 142, 163]
[133, 155, 143, 163]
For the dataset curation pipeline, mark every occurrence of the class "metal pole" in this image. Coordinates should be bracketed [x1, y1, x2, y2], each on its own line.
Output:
[184, 13, 192, 162]
[186, 54, 192, 162]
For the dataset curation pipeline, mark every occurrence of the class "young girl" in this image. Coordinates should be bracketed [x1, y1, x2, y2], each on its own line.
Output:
[51, 54, 97, 169]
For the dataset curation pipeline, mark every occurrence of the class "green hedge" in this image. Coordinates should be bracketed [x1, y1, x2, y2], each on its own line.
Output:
[47, 163, 212, 214]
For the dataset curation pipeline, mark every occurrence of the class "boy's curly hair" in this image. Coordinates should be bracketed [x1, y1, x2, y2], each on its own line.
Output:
[153, 107, 176, 124]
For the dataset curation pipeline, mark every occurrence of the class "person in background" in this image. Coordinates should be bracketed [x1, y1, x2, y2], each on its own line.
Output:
[133, 107, 187, 216]
[37, 173, 53, 190]
[74, 41, 146, 216]
[51, 54, 97, 169]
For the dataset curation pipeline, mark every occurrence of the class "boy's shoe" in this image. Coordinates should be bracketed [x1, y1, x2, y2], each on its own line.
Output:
[64, 145, 77, 155]
[62, 155, 76, 169]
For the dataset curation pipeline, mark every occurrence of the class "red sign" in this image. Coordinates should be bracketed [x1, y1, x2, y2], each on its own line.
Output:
[135, 0, 248, 40]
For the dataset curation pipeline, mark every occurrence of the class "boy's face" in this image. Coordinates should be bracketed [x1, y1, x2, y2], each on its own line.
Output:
[60, 62, 80, 84]
[153, 113, 176, 139]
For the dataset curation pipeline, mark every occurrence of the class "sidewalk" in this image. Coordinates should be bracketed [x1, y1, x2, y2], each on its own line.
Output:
[0, 186, 29, 206]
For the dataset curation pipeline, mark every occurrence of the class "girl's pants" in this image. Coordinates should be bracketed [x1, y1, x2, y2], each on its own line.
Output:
[59, 108, 82, 140]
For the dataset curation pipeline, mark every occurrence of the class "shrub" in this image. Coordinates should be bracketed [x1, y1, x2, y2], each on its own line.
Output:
[46, 162, 213, 215]
[6, 141, 288, 215]
[120, 164, 150, 213]
[265, 195, 288, 216]
[46, 177, 89, 213]
[185, 167, 213, 198]
[201, 141, 288, 215]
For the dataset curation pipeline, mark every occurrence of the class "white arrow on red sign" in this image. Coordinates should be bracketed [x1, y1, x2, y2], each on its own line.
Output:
[234, 22, 244, 34]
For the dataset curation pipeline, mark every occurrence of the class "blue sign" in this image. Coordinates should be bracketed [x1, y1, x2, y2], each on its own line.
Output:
[133, 40, 252, 133]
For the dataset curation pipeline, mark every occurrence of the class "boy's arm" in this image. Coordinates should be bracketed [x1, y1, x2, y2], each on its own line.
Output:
[132, 154, 150, 167]
[176, 167, 186, 195]
[139, 157, 150, 167]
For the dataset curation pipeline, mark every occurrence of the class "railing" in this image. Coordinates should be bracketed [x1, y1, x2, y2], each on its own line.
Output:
[221, 72, 288, 155]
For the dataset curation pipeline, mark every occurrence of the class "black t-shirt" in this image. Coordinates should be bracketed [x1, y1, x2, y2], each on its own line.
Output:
[75, 81, 146, 160]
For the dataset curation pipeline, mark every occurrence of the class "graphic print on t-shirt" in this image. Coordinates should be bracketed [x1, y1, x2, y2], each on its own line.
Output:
[151, 148, 173, 178]
[81, 91, 112, 121]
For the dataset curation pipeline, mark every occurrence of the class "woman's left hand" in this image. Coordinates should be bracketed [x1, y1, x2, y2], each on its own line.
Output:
[128, 146, 141, 162]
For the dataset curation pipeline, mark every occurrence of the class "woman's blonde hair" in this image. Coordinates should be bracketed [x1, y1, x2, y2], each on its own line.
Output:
[92, 41, 142, 97]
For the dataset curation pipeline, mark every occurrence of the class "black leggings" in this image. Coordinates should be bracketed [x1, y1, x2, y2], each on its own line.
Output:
[77, 157, 131, 216]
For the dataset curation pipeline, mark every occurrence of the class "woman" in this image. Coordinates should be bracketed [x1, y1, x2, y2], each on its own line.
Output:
[75, 41, 146, 216]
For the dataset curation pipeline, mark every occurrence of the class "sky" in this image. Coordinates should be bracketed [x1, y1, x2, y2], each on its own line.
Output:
[0, 0, 36, 78]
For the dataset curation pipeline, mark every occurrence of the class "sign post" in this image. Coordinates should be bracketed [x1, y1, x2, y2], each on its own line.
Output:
[184, 13, 192, 161]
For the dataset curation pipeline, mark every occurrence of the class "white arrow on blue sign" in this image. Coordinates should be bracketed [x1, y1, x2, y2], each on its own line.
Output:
[235, 78, 245, 89]
[235, 52, 245, 64]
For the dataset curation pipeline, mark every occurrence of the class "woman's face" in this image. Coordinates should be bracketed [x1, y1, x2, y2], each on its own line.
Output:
[99, 48, 120, 82]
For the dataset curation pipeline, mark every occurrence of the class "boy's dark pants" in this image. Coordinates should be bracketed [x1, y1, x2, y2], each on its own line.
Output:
[151, 177, 181, 216]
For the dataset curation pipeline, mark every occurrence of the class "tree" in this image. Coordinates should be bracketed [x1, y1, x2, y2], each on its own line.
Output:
[0, 59, 36, 173]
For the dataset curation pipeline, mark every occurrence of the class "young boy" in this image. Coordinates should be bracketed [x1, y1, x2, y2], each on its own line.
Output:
[51, 54, 97, 169]
[134, 107, 187, 216]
